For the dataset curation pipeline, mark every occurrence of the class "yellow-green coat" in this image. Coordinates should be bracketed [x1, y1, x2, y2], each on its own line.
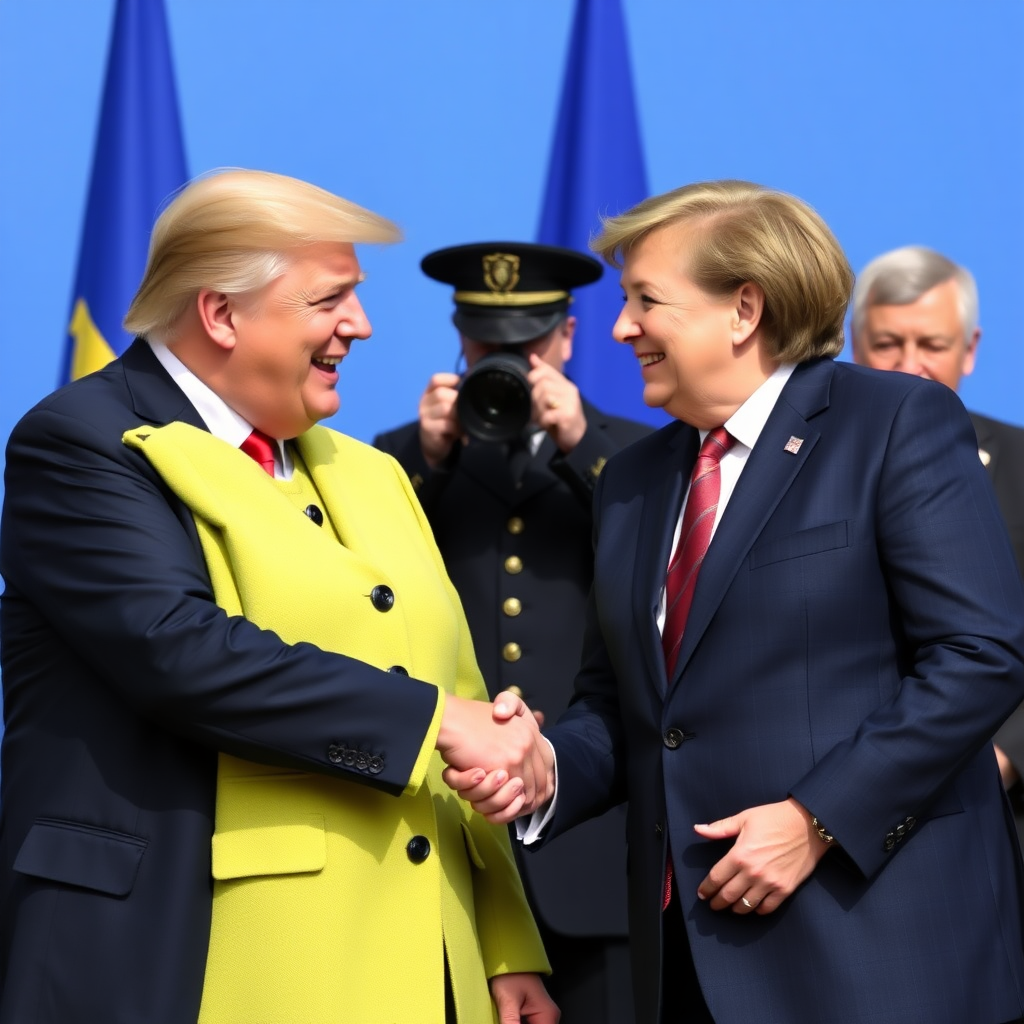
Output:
[124, 422, 548, 1024]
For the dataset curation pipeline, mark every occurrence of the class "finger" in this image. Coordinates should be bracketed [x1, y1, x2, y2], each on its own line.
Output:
[493, 692, 529, 720]
[693, 816, 742, 840]
[427, 372, 461, 391]
[531, 709, 545, 728]
[732, 891, 765, 915]
[468, 776, 525, 817]
[479, 787, 528, 825]
[441, 766, 487, 793]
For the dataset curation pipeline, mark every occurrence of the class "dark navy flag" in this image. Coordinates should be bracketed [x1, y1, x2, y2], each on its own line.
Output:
[62, 0, 188, 383]
[537, 0, 664, 425]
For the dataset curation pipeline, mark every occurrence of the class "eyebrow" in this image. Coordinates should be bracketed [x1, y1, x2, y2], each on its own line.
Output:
[304, 273, 366, 302]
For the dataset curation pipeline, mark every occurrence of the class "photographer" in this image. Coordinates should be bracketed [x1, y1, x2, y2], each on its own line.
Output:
[374, 241, 649, 1024]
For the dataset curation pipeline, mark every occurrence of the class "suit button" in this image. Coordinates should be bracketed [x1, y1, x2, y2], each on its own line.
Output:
[327, 744, 343, 763]
[507, 516, 525, 535]
[506, 685, 525, 700]
[664, 728, 685, 749]
[502, 642, 522, 663]
[654, 822, 663, 835]
[388, 665, 409, 675]
[304, 504, 324, 526]
[370, 585, 395, 611]
[503, 597, 522, 617]
[407, 835, 431, 863]
[504, 555, 523, 575]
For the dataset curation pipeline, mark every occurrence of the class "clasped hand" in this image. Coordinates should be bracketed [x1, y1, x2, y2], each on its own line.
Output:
[439, 692, 554, 823]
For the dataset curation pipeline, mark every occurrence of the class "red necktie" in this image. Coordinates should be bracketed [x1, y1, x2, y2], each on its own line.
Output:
[240, 429, 277, 477]
[661, 425, 735, 909]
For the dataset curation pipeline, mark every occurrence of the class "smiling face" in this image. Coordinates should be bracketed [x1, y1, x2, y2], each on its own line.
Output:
[853, 278, 978, 391]
[614, 222, 771, 427]
[213, 242, 371, 437]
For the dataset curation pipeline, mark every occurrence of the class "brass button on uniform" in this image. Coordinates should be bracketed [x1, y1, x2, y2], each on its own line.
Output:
[507, 516, 525, 535]
[502, 642, 522, 663]
[504, 555, 523, 575]
[506, 685, 525, 699]
[503, 597, 522, 617]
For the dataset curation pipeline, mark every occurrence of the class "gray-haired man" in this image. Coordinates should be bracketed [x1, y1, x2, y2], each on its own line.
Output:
[852, 245, 1024, 839]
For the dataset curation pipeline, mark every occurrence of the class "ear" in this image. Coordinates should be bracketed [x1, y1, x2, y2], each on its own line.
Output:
[196, 288, 238, 351]
[559, 315, 576, 362]
[961, 326, 980, 378]
[731, 283, 764, 347]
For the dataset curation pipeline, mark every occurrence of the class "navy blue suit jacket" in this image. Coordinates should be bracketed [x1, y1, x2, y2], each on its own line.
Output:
[543, 358, 1024, 1024]
[0, 341, 440, 1024]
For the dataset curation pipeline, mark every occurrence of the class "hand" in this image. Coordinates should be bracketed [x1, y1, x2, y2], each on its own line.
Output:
[418, 372, 462, 468]
[437, 693, 551, 812]
[693, 797, 831, 915]
[442, 692, 555, 823]
[490, 972, 560, 1024]
[528, 355, 586, 453]
[994, 743, 1020, 789]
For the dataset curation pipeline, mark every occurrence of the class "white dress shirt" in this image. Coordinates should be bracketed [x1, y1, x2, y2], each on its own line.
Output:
[147, 338, 293, 479]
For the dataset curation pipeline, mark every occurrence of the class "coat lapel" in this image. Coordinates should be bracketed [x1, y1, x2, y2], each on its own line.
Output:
[632, 422, 697, 696]
[669, 359, 834, 686]
[121, 338, 208, 430]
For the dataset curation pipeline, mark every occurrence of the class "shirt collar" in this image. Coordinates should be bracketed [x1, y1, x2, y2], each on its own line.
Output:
[716, 362, 797, 451]
[146, 338, 290, 470]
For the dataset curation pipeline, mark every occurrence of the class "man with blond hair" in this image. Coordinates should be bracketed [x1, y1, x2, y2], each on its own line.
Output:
[450, 182, 1024, 1023]
[0, 169, 555, 1024]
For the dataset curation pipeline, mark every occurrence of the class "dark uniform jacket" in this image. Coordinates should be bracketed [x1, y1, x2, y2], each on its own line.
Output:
[375, 400, 650, 937]
[974, 411, 1024, 842]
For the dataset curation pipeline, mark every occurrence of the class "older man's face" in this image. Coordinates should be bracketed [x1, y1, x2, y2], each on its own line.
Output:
[221, 242, 371, 437]
[854, 278, 978, 392]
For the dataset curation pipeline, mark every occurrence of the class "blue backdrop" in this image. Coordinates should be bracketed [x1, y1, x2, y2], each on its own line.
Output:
[0, 0, 1021, 489]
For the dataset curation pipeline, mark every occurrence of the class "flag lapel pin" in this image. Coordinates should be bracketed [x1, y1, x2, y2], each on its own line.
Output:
[783, 436, 804, 455]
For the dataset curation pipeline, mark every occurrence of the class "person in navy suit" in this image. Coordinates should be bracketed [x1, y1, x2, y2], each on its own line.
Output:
[850, 245, 1024, 844]
[448, 181, 1024, 1023]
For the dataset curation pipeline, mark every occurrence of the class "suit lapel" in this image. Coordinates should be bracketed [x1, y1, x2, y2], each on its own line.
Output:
[633, 423, 696, 696]
[120, 338, 208, 430]
[669, 359, 833, 686]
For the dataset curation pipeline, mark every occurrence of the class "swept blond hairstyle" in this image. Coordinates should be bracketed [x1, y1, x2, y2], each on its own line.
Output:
[124, 169, 400, 338]
[592, 180, 853, 362]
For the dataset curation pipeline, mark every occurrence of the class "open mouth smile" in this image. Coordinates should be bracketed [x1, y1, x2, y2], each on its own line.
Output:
[638, 353, 665, 367]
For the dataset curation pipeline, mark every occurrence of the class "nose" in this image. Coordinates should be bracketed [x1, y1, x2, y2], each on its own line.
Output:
[339, 292, 372, 341]
[612, 305, 641, 345]
[896, 343, 928, 378]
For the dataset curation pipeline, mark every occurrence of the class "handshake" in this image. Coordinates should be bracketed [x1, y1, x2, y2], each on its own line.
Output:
[436, 691, 555, 824]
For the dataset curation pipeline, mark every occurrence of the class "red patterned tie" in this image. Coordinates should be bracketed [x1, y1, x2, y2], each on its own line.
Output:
[240, 429, 277, 477]
[661, 425, 734, 909]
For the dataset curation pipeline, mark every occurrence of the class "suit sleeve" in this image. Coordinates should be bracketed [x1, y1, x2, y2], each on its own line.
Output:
[788, 383, 1024, 877]
[530, 468, 631, 842]
[1, 404, 441, 796]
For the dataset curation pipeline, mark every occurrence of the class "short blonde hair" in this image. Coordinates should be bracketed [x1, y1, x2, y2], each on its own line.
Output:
[124, 169, 400, 338]
[592, 180, 853, 362]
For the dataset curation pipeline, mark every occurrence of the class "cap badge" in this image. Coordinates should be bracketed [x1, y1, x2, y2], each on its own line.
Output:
[482, 253, 521, 294]
[783, 436, 804, 455]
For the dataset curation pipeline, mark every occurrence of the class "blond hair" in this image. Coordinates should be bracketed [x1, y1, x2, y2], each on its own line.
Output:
[124, 169, 400, 337]
[592, 180, 853, 362]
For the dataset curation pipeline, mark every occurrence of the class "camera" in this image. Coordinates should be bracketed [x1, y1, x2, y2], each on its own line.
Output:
[456, 350, 532, 443]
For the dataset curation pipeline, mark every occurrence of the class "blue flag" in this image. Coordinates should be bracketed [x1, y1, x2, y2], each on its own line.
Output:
[63, 0, 188, 383]
[537, 0, 662, 425]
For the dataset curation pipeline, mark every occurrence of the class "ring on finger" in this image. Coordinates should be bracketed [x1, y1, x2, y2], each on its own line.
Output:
[547, 397, 559, 410]
[740, 896, 759, 910]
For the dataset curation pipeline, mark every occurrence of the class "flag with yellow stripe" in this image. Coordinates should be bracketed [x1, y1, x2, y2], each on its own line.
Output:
[63, 0, 188, 383]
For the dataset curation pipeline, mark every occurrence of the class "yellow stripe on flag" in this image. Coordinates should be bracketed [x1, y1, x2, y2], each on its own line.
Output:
[69, 298, 118, 380]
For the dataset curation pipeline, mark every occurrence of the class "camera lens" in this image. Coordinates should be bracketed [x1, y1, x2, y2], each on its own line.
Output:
[457, 351, 532, 442]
